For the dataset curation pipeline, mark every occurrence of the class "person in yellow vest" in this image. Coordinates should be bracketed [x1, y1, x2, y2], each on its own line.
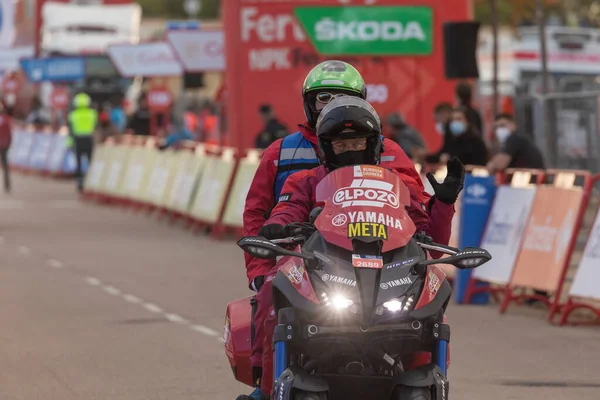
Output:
[68, 93, 98, 192]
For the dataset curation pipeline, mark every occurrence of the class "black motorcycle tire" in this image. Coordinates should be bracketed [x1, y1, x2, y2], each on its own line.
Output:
[391, 386, 432, 400]
[294, 390, 328, 400]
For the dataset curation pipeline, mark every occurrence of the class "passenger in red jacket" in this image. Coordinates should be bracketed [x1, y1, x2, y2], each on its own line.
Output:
[245, 97, 464, 398]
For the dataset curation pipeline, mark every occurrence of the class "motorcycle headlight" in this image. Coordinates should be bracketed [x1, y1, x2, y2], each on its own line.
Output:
[321, 292, 354, 310]
[381, 295, 415, 313]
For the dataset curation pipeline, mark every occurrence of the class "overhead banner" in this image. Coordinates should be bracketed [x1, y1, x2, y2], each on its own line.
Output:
[167, 30, 225, 72]
[294, 6, 433, 56]
[108, 42, 183, 77]
[20, 57, 85, 83]
[223, 0, 470, 150]
[569, 210, 600, 299]
[510, 186, 583, 292]
[473, 186, 537, 284]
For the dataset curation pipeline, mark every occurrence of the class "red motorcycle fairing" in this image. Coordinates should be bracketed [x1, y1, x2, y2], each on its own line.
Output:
[277, 246, 319, 304]
[314, 165, 416, 253]
[224, 296, 253, 387]
[414, 265, 448, 311]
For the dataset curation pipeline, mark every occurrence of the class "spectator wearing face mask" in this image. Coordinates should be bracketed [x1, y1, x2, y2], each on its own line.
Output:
[438, 107, 488, 166]
[455, 82, 483, 136]
[487, 113, 545, 174]
[426, 102, 453, 164]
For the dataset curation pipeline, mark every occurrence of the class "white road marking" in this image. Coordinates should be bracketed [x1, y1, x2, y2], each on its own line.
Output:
[47, 259, 64, 269]
[123, 294, 142, 304]
[16, 244, 223, 339]
[190, 325, 220, 336]
[166, 313, 188, 324]
[143, 303, 163, 313]
[103, 286, 121, 296]
[85, 277, 101, 286]
[18, 246, 30, 255]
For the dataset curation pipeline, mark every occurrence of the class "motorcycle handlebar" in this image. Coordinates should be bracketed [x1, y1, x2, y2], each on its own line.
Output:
[270, 236, 306, 245]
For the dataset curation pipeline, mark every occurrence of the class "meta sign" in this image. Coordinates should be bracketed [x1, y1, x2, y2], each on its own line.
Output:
[223, 0, 470, 150]
[19, 57, 85, 83]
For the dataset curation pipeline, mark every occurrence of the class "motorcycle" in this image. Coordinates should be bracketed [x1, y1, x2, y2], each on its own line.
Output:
[224, 165, 491, 400]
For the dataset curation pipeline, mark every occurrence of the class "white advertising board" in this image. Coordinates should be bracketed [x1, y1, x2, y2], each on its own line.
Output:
[472, 185, 537, 284]
[167, 30, 225, 72]
[569, 210, 600, 299]
[108, 42, 183, 77]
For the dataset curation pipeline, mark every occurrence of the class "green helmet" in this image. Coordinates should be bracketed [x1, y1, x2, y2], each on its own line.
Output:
[302, 60, 367, 128]
[73, 93, 91, 108]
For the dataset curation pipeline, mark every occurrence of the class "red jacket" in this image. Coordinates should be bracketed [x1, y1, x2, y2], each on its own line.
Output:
[267, 166, 453, 255]
[242, 124, 441, 285]
[0, 113, 11, 149]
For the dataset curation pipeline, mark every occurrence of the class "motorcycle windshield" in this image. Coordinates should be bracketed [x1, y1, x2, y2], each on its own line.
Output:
[314, 165, 416, 252]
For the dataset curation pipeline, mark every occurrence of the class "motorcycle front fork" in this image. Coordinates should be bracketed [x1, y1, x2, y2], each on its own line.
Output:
[273, 340, 288, 386]
[435, 339, 448, 376]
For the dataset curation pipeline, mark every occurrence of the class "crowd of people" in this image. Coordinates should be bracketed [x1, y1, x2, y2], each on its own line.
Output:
[254, 81, 547, 177]
[0, 68, 547, 197]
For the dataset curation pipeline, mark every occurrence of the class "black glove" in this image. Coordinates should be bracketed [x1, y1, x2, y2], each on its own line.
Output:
[258, 224, 286, 239]
[426, 157, 465, 205]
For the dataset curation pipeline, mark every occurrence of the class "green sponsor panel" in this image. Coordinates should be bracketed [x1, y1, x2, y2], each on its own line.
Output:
[294, 6, 433, 56]
[122, 146, 150, 199]
[131, 147, 159, 204]
[221, 155, 260, 227]
[144, 150, 177, 207]
[181, 152, 209, 214]
[84, 144, 109, 192]
[162, 150, 192, 210]
[188, 152, 236, 224]
[99, 145, 132, 197]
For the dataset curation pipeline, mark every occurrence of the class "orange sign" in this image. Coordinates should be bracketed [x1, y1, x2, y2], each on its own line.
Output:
[147, 88, 173, 112]
[50, 86, 69, 110]
[509, 186, 583, 292]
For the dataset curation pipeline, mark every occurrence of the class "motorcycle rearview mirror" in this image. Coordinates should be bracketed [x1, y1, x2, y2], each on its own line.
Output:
[416, 247, 492, 270]
[309, 206, 323, 224]
[237, 237, 314, 261]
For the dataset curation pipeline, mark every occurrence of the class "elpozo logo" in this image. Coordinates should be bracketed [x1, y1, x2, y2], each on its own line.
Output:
[333, 180, 399, 209]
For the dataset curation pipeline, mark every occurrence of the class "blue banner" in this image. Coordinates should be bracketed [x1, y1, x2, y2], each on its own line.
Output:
[29, 134, 56, 170]
[455, 174, 497, 304]
[166, 20, 200, 31]
[10, 131, 35, 167]
[20, 57, 85, 83]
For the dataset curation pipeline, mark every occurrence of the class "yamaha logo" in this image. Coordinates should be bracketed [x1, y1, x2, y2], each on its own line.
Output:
[321, 274, 330, 281]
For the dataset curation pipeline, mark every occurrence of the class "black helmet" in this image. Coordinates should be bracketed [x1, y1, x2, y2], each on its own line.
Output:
[316, 96, 382, 170]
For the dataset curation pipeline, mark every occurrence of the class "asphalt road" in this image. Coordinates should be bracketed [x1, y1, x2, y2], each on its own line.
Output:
[1, 174, 599, 400]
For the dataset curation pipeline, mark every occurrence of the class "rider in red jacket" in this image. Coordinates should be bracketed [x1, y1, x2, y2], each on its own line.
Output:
[247, 97, 464, 397]
[241, 61, 451, 400]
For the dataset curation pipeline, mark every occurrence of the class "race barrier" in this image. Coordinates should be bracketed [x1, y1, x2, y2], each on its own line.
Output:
[464, 169, 545, 304]
[559, 174, 600, 325]
[499, 170, 592, 323]
[8, 128, 86, 177]
[15, 133, 600, 325]
[81, 135, 248, 238]
[454, 169, 497, 305]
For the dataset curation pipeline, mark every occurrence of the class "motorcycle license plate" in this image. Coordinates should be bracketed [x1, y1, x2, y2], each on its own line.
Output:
[352, 254, 383, 269]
